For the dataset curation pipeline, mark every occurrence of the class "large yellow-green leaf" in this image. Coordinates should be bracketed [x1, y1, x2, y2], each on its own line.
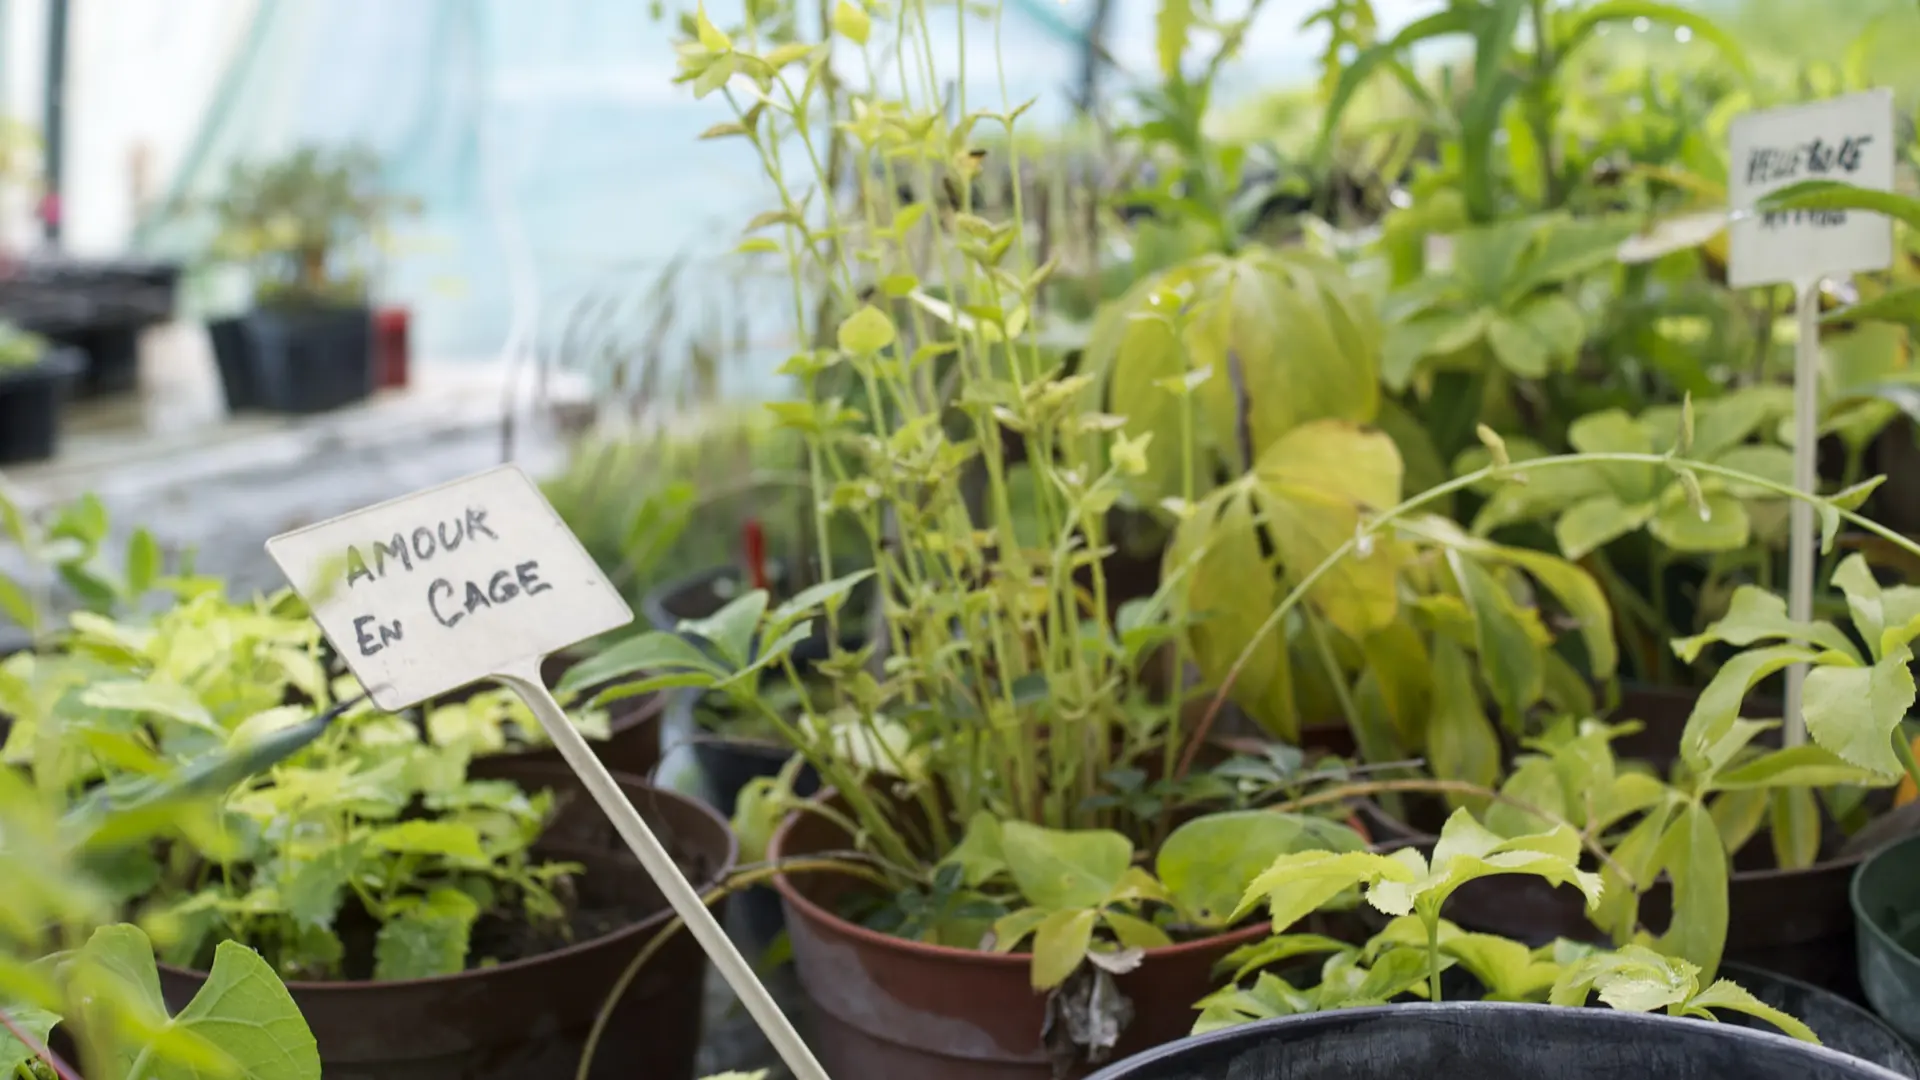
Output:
[1252, 422, 1406, 638]
[1030, 908, 1098, 989]
[1158, 811, 1367, 928]
[1237, 849, 1414, 931]
[998, 821, 1133, 911]
[1654, 801, 1729, 978]
[1256, 420, 1403, 510]
[1425, 638, 1501, 805]
[1362, 621, 1432, 747]
[1803, 650, 1914, 777]
[1168, 488, 1294, 740]
[1105, 304, 1194, 503]
[1680, 644, 1817, 778]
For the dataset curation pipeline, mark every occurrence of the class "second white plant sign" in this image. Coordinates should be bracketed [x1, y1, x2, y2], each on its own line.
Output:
[1727, 88, 1895, 289]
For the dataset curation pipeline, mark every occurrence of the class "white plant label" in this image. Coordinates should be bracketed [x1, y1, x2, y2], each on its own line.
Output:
[1728, 89, 1895, 288]
[265, 464, 633, 710]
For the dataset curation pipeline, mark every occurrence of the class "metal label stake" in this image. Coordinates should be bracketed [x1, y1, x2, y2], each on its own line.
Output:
[266, 464, 831, 1080]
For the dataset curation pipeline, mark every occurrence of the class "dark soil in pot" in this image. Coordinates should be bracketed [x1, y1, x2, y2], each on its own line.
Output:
[1079, 1002, 1911, 1080]
[768, 791, 1292, 1080]
[0, 347, 83, 465]
[156, 763, 737, 1080]
[433, 650, 665, 780]
[1363, 684, 1870, 1000]
[1851, 830, 1920, 1045]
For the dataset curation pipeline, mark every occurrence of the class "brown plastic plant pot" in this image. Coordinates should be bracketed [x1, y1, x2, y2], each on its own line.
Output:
[1363, 684, 1869, 1000]
[436, 649, 667, 781]
[768, 790, 1273, 1080]
[157, 763, 737, 1080]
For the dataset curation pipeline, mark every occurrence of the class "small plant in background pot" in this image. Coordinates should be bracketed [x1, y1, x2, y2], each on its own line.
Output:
[198, 144, 420, 415]
[0, 319, 83, 467]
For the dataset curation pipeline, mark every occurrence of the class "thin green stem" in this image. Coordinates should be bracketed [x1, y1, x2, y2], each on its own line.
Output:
[1426, 912, 1443, 1004]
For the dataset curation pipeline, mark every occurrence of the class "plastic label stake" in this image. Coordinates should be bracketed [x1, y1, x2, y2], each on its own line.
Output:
[266, 464, 832, 1080]
[1727, 90, 1895, 746]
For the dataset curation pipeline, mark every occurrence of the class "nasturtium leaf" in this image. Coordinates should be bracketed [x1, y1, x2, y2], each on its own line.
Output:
[1029, 908, 1099, 989]
[1157, 811, 1365, 928]
[1671, 586, 1860, 664]
[998, 821, 1132, 911]
[158, 940, 322, 1080]
[1654, 802, 1729, 977]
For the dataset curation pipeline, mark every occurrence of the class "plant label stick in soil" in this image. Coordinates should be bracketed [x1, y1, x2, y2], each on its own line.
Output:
[1728, 90, 1895, 745]
[265, 464, 833, 1080]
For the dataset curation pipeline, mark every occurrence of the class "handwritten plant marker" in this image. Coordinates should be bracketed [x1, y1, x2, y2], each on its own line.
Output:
[266, 465, 832, 1080]
[1728, 89, 1896, 745]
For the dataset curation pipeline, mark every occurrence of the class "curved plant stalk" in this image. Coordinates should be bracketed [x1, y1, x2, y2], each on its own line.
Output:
[1178, 447, 1920, 796]
[576, 855, 891, 1080]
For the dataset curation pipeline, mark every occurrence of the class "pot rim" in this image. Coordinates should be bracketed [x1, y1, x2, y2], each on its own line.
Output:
[1849, 829, 1920, 969]
[1079, 1001, 1912, 1080]
[768, 788, 1271, 968]
[159, 770, 736, 993]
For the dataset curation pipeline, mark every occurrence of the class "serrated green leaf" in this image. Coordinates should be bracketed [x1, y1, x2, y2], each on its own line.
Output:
[1682, 978, 1820, 1042]
[1672, 586, 1860, 663]
[368, 821, 485, 861]
[1681, 644, 1816, 777]
[1240, 849, 1414, 930]
[373, 890, 480, 981]
[1803, 651, 1914, 777]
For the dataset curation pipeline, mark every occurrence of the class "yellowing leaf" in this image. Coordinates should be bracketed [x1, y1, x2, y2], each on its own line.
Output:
[998, 821, 1131, 911]
[837, 304, 895, 355]
[832, 0, 871, 44]
[1030, 908, 1097, 989]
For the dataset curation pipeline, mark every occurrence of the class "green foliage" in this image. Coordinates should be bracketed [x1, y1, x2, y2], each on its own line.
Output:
[204, 145, 419, 309]
[0, 322, 43, 371]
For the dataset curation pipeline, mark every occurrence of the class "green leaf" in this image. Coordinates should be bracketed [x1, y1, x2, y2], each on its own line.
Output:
[1560, 1, 1751, 77]
[1168, 488, 1294, 741]
[81, 680, 219, 735]
[281, 840, 365, 929]
[1708, 788, 1770, 854]
[1486, 315, 1550, 377]
[998, 821, 1132, 911]
[1372, 810, 1603, 920]
[1568, 409, 1660, 504]
[557, 631, 725, 694]
[941, 812, 1007, 887]
[1425, 637, 1502, 804]
[373, 890, 480, 981]
[1158, 811, 1365, 928]
[766, 569, 875, 637]
[1445, 930, 1561, 1001]
[1555, 494, 1654, 560]
[1648, 491, 1750, 552]
[0, 1004, 59, 1077]
[1239, 849, 1415, 930]
[1551, 944, 1700, 1013]
[990, 907, 1048, 952]
[1679, 644, 1817, 777]
[1671, 586, 1861, 664]
[1713, 745, 1889, 791]
[368, 821, 485, 861]
[1681, 978, 1820, 1042]
[1655, 801, 1729, 977]
[1105, 910, 1174, 950]
[126, 529, 163, 597]
[1155, 0, 1193, 78]
[1803, 651, 1915, 777]
[694, 3, 732, 50]
[1769, 786, 1821, 871]
[1515, 293, 1586, 363]
[1759, 179, 1920, 231]
[836, 303, 893, 353]
[155, 940, 321, 1080]
[1030, 908, 1098, 989]
[679, 590, 769, 668]
[1218, 933, 1353, 983]
[1448, 553, 1542, 725]
[0, 574, 37, 635]
[1828, 285, 1920, 329]
[1316, 7, 1478, 159]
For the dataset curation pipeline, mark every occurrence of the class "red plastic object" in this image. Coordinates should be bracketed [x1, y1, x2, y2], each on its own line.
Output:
[374, 306, 410, 389]
[743, 519, 769, 591]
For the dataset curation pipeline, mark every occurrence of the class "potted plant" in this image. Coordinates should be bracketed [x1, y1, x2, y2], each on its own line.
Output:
[202, 145, 418, 415]
[6, 578, 735, 1080]
[0, 321, 83, 465]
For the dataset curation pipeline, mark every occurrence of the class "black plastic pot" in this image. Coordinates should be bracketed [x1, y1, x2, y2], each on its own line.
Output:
[1082, 1003, 1911, 1080]
[669, 687, 821, 948]
[1723, 962, 1920, 1075]
[156, 763, 736, 1080]
[1851, 831, 1920, 1045]
[0, 347, 84, 464]
[210, 305, 375, 414]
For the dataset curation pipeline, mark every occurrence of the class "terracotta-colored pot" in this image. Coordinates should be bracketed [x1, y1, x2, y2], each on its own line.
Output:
[769, 793, 1272, 1079]
[1365, 684, 1868, 1000]
[157, 763, 736, 1080]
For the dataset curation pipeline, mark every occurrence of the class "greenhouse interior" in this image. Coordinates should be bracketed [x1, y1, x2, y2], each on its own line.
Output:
[9, 0, 1920, 1078]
